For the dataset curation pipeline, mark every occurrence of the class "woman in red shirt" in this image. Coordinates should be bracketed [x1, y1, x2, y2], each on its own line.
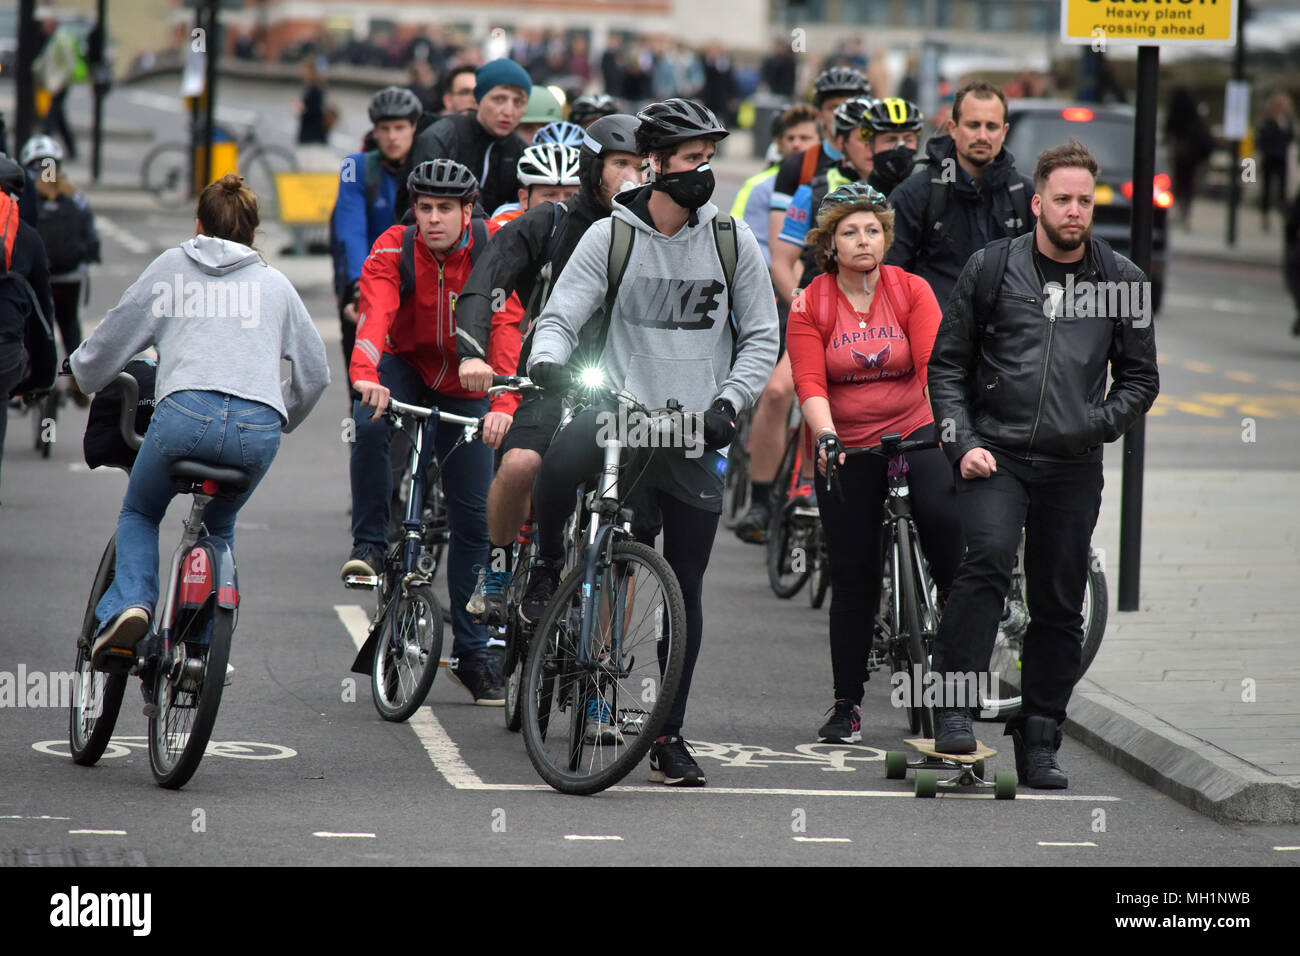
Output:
[787, 182, 963, 744]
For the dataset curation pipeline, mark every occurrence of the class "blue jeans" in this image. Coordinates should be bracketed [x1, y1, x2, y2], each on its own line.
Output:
[95, 390, 282, 630]
[349, 353, 492, 657]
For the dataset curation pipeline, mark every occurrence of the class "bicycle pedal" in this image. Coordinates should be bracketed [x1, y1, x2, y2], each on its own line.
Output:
[344, 574, 379, 590]
[142, 702, 159, 718]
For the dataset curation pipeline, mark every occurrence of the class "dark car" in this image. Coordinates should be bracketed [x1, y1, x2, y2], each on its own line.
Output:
[1004, 99, 1170, 314]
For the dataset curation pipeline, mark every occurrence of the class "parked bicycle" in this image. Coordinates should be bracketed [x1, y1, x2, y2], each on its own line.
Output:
[520, 375, 687, 795]
[69, 371, 243, 789]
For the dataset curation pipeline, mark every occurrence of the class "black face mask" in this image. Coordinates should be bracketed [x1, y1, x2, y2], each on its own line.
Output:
[654, 163, 715, 210]
[873, 143, 916, 186]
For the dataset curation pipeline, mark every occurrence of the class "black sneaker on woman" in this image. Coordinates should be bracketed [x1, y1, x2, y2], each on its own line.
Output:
[817, 698, 862, 743]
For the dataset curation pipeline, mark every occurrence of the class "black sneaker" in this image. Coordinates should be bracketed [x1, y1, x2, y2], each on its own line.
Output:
[934, 706, 977, 754]
[649, 736, 706, 786]
[734, 502, 770, 544]
[448, 652, 505, 706]
[520, 557, 564, 626]
[817, 699, 862, 743]
[1009, 715, 1068, 789]
[341, 542, 384, 581]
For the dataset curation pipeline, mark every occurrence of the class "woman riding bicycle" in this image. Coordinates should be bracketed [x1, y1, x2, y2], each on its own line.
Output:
[69, 174, 330, 670]
[786, 182, 962, 744]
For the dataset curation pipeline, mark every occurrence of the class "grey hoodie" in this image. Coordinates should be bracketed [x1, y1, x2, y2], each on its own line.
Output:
[528, 186, 779, 416]
[70, 235, 330, 432]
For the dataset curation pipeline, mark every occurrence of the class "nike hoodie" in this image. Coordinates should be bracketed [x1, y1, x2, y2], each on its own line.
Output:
[70, 235, 330, 432]
[528, 185, 779, 417]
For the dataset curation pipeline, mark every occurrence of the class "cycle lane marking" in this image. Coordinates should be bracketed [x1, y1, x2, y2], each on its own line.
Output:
[313, 832, 376, 839]
[68, 829, 127, 835]
[564, 835, 623, 841]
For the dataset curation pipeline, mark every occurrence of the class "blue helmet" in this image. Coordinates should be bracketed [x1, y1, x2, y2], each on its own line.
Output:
[532, 121, 586, 148]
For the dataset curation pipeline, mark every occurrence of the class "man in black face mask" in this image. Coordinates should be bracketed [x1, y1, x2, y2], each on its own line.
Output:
[862, 97, 925, 197]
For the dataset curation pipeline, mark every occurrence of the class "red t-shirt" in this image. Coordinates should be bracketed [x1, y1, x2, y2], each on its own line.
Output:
[786, 267, 942, 448]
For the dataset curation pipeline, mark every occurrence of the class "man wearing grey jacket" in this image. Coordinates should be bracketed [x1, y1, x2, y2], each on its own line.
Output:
[525, 100, 780, 786]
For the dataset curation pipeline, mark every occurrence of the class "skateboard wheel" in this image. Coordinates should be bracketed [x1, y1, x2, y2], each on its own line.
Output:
[994, 771, 1017, 800]
[915, 770, 937, 798]
[972, 758, 985, 778]
[885, 751, 907, 780]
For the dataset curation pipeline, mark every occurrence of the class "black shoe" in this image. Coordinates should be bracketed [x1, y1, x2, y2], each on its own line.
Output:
[734, 502, 770, 544]
[934, 706, 976, 754]
[448, 652, 505, 706]
[649, 736, 706, 786]
[519, 556, 563, 626]
[817, 698, 862, 743]
[1009, 715, 1068, 790]
[341, 542, 384, 580]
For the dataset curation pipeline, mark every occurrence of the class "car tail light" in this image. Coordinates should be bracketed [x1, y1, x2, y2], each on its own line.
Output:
[1121, 175, 1175, 208]
[1062, 107, 1094, 122]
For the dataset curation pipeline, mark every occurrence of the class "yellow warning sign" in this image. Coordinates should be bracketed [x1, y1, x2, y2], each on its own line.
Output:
[274, 172, 339, 225]
[1061, 0, 1237, 46]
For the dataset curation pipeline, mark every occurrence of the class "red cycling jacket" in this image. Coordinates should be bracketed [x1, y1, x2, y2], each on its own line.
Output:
[350, 220, 524, 416]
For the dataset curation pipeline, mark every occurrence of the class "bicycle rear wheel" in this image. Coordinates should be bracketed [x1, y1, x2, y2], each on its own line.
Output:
[808, 532, 830, 609]
[521, 540, 686, 795]
[766, 430, 810, 599]
[69, 537, 128, 766]
[148, 602, 233, 789]
[896, 520, 934, 739]
[32, 389, 57, 458]
[371, 582, 443, 722]
[141, 142, 192, 206]
[241, 144, 298, 221]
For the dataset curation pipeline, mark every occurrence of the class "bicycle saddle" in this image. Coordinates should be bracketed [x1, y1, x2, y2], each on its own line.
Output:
[169, 460, 251, 497]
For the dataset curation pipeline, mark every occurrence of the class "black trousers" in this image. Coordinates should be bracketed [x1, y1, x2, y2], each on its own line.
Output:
[533, 406, 721, 738]
[930, 450, 1103, 728]
[51, 281, 82, 356]
[811, 422, 963, 706]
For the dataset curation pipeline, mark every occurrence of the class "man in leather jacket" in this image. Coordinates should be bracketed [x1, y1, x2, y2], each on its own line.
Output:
[926, 140, 1159, 789]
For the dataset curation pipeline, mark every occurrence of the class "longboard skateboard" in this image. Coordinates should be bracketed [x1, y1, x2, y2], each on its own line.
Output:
[884, 738, 1017, 799]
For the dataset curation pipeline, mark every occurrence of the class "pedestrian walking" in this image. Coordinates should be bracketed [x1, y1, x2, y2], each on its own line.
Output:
[1257, 90, 1295, 232]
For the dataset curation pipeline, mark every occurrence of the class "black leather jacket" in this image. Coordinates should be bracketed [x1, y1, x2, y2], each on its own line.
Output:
[928, 233, 1159, 465]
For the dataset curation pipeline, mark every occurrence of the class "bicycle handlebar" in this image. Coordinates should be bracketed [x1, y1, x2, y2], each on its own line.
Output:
[112, 372, 144, 453]
[824, 432, 941, 501]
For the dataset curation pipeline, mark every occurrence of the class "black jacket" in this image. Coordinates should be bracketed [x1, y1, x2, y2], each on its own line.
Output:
[397, 112, 525, 220]
[928, 233, 1159, 465]
[456, 188, 609, 372]
[885, 134, 1034, 312]
[2, 212, 55, 396]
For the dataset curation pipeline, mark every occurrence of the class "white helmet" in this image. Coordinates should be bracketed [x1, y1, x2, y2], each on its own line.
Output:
[20, 135, 63, 168]
[516, 143, 581, 187]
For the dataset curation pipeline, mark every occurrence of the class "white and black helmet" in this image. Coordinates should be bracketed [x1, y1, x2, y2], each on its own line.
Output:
[368, 86, 422, 125]
[813, 67, 871, 108]
[407, 159, 479, 202]
[569, 93, 622, 127]
[20, 134, 63, 168]
[517, 143, 581, 187]
[577, 113, 640, 195]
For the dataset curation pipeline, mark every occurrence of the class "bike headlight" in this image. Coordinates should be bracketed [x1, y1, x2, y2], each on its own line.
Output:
[579, 366, 604, 390]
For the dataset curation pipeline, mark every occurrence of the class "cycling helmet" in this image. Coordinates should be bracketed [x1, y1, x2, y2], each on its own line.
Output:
[812, 67, 871, 108]
[577, 113, 641, 195]
[406, 159, 479, 202]
[831, 96, 876, 139]
[863, 97, 924, 134]
[817, 181, 889, 217]
[634, 98, 728, 154]
[20, 134, 63, 168]
[568, 93, 622, 127]
[517, 143, 581, 187]
[522, 86, 564, 124]
[0, 155, 26, 197]
[368, 86, 422, 125]
[532, 120, 586, 148]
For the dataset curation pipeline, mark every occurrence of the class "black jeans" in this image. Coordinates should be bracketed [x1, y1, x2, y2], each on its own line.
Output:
[929, 450, 1103, 728]
[0, 340, 30, 494]
[51, 281, 82, 356]
[532, 406, 721, 738]
[812, 422, 963, 706]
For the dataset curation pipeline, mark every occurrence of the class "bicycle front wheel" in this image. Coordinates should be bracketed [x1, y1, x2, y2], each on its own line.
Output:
[148, 603, 233, 789]
[896, 520, 934, 739]
[521, 540, 686, 795]
[140, 142, 193, 205]
[766, 430, 810, 598]
[69, 537, 128, 766]
[371, 583, 443, 722]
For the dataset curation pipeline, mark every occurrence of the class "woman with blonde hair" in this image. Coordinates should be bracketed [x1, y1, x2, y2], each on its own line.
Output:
[786, 181, 962, 744]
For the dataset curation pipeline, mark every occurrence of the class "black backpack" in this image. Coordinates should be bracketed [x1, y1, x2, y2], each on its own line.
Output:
[83, 359, 157, 470]
[923, 167, 1032, 259]
[1, 193, 55, 395]
[37, 192, 87, 274]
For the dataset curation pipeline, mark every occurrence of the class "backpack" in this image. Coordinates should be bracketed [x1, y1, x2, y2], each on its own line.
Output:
[397, 216, 488, 301]
[329, 150, 386, 297]
[974, 235, 1121, 324]
[37, 192, 87, 274]
[599, 214, 739, 359]
[1, 193, 55, 395]
[82, 358, 157, 470]
[521, 200, 569, 323]
[923, 169, 1031, 258]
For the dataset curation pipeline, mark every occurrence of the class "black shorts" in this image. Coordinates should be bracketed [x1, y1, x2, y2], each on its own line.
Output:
[499, 391, 565, 458]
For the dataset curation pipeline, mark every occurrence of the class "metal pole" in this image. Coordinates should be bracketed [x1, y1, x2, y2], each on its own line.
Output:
[1118, 44, 1158, 612]
[15, 0, 39, 149]
[1225, 0, 1247, 247]
[89, 0, 107, 182]
[201, 0, 218, 189]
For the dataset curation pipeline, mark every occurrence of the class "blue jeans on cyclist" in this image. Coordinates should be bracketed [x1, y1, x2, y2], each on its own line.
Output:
[95, 389, 282, 631]
[349, 352, 492, 660]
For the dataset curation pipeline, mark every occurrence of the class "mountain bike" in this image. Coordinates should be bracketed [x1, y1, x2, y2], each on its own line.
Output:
[69, 372, 244, 789]
[520, 379, 687, 795]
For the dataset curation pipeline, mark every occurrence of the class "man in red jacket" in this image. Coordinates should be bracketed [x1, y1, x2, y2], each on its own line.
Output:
[343, 158, 522, 704]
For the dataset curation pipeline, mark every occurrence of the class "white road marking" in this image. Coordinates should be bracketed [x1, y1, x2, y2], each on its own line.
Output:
[0, 815, 71, 821]
[95, 214, 152, 256]
[124, 89, 259, 126]
[1274, 846, 1300, 851]
[1037, 841, 1097, 847]
[793, 836, 852, 843]
[312, 832, 376, 839]
[68, 829, 127, 835]
[564, 835, 623, 841]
